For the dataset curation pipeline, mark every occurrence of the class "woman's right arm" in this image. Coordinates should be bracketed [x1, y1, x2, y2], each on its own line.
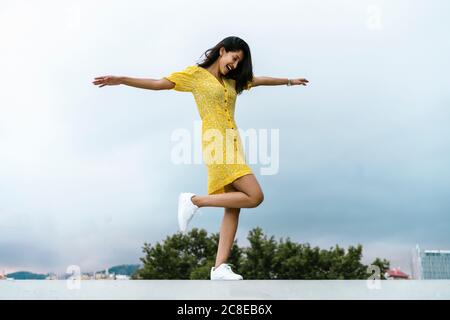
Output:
[92, 76, 175, 90]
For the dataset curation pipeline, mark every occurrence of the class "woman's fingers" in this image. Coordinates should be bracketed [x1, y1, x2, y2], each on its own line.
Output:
[93, 76, 108, 87]
[92, 75, 120, 87]
[299, 78, 309, 85]
[289, 78, 309, 86]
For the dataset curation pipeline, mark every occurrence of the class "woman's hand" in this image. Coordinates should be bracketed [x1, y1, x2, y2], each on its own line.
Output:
[92, 75, 122, 88]
[291, 78, 309, 86]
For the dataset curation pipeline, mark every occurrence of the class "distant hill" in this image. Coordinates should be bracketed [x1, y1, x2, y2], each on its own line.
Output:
[6, 271, 48, 280]
[5, 264, 141, 279]
[98, 264, 141, 276]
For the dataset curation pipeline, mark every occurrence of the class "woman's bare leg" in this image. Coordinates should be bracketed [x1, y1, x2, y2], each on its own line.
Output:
[215, 184, 241, 268]
[192, 173, 264, 209]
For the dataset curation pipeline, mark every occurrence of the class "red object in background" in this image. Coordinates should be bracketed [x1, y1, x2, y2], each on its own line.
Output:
[386, 268, 410, 280]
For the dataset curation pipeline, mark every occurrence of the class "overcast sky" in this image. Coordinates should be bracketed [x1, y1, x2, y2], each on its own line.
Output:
[1, 0, 449, 276]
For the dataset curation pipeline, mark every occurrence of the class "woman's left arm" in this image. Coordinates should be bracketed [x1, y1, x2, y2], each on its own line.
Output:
[252, 76, 309, 87]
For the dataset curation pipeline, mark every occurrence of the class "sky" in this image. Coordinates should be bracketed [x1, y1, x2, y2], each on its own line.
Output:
[1, 0, 449, 276]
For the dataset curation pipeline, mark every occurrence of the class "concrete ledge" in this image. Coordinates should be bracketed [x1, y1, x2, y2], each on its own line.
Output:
[1, 280, 449, 300]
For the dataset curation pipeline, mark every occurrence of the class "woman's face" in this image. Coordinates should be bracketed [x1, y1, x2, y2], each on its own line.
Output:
[219, 47, 244, 76]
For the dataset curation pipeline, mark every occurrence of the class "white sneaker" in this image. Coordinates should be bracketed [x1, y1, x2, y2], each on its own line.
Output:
[177, 192, 200, 233]
[210, 263, 243, 280]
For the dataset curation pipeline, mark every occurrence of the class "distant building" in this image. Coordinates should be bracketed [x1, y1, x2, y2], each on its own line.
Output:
[46, 274, 58, 280]
[411, 244, 450, 279]
[94, 272, 114, 280]
[385, 268, 410, 280]
[94, 273, 105, 280]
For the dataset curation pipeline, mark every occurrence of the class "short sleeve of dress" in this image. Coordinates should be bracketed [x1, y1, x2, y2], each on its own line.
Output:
[164, 65, 197, 92]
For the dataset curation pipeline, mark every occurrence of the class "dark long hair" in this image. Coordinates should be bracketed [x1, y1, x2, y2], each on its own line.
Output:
[197, 36, 253, 95]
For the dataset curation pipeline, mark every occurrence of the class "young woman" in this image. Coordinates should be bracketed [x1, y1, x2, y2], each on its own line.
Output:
[92, 36, 308, 280]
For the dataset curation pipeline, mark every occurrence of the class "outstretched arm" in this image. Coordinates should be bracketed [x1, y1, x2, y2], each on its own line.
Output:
[252, 76, 309, 87]
[92, 76, 175, 90]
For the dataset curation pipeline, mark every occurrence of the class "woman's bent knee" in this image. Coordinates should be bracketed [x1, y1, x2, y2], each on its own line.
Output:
[249, 191, 264, 208]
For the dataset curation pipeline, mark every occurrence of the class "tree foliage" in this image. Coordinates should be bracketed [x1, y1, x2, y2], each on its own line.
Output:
[133, 227, 390, 280]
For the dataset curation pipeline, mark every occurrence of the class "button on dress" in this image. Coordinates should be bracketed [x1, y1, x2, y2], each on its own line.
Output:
[164, 65, 254, 195]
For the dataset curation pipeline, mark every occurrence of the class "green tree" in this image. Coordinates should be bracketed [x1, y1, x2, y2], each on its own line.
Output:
[134, 228, 241, 279]
[369, 257, 391, 280]
[134, 227, 391, 280]
[240, 227, 278, 279]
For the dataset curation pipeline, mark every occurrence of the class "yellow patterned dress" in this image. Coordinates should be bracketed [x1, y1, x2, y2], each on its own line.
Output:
[164, 65, 254, 195]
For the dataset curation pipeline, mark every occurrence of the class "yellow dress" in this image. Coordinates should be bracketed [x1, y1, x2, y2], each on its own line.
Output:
[164, 65, 254, 195]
